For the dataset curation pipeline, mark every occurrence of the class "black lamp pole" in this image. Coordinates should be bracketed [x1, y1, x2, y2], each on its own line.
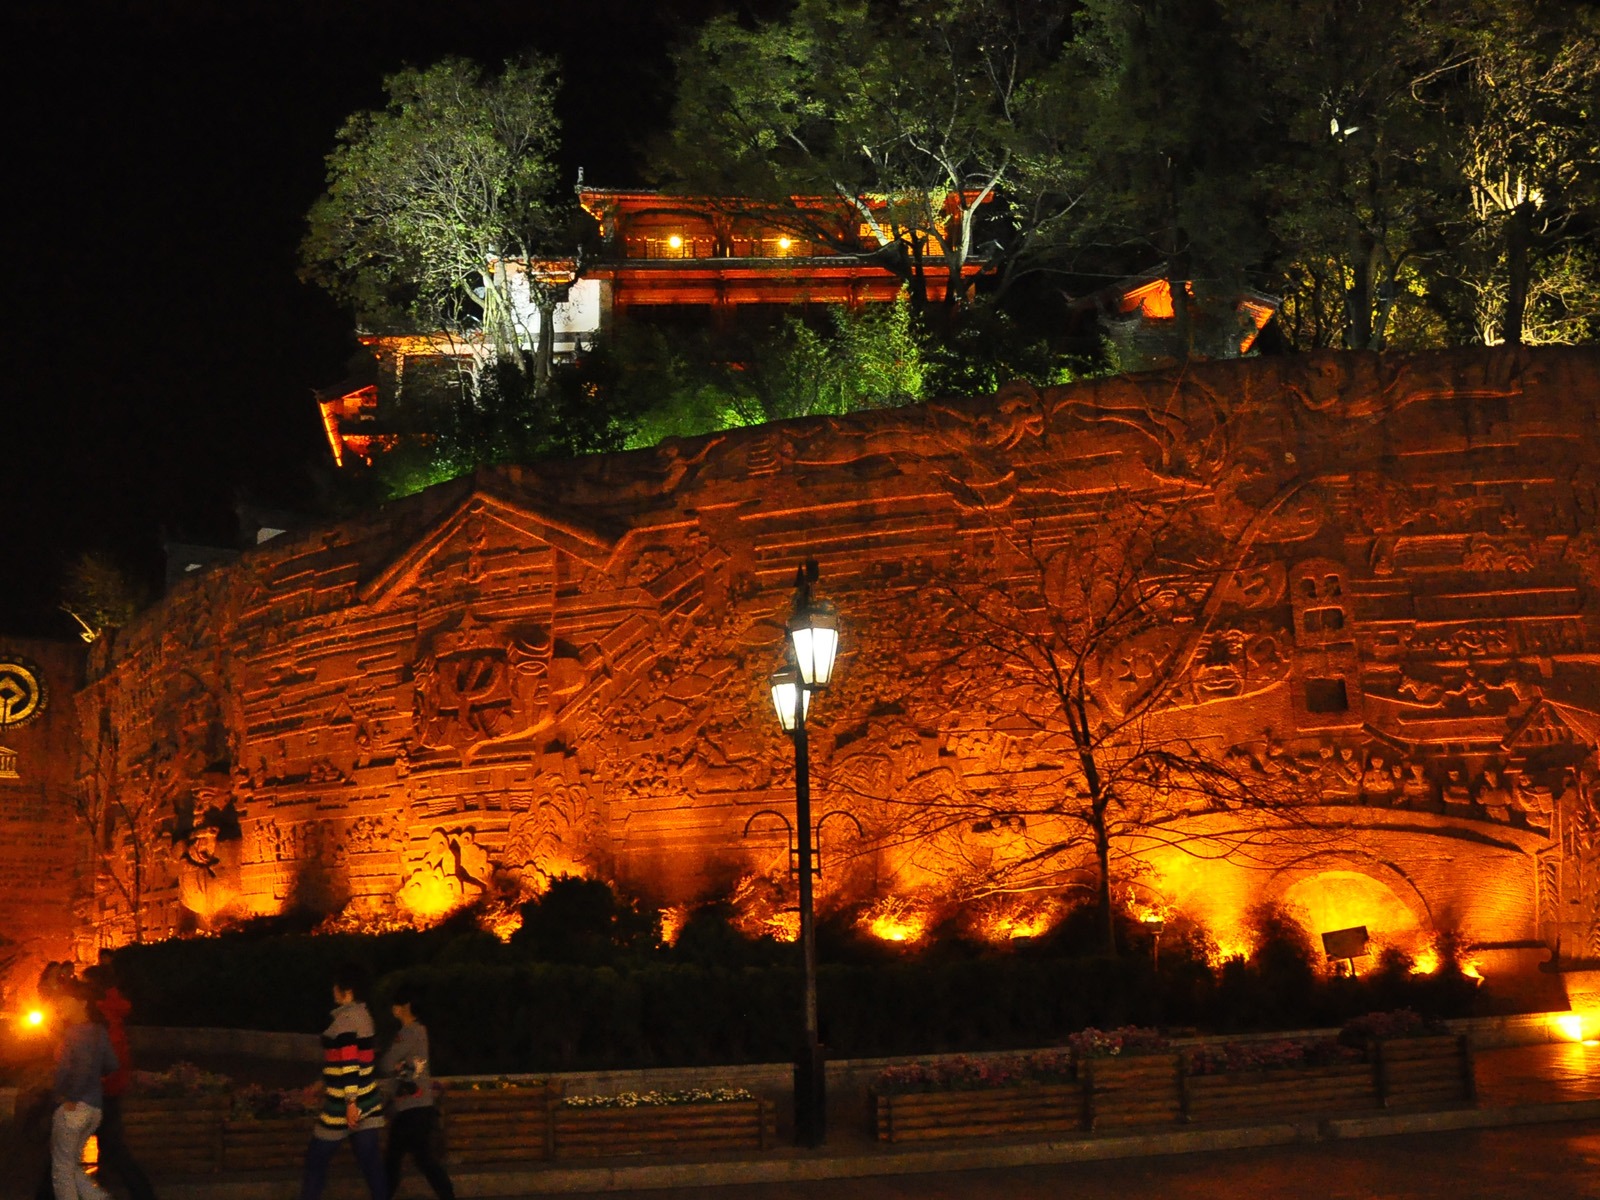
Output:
[791, 668, 825, 1146]
[777, 561, 830, 1148]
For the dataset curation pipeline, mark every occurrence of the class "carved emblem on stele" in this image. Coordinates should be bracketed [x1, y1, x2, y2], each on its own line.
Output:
[0, 661, 44, 727]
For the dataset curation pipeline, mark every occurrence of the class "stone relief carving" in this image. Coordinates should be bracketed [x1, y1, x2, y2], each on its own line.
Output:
[43, 345, 1600, 957]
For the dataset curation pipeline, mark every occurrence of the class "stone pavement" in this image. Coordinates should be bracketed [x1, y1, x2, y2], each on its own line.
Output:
[133, 1041, 1600, 1199]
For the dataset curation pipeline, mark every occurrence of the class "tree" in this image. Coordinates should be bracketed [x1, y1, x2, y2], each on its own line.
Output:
[301, 55, 571, 394]
[662, 0, 1085, 312]
[59, 551, 147, 643]
[821, 458, 1328, 957]
[1425, 0, 1600, 346]
[1069, 0, 1274, 355]
[1212, 0, 1456, 352]
[76, 702, 163, 944]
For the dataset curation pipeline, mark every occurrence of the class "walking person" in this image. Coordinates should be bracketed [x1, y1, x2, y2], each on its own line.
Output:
[300, 963, 387, 1200]
[49, 981, 119, 1200]
[83, 964, 158, 1200]
[380, 988, 456, 1200]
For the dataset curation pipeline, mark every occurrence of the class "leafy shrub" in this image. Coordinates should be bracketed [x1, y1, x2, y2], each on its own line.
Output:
[1065, 1025, 1170, 1060]
[873, 1049, 1075, 1095]
[1184, 1037, 1360, 1075]
[511, 876, 660, 965]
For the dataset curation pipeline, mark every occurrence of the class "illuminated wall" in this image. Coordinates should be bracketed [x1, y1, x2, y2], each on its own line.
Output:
[0, 638, 83, 997]
[20, 346, 1600, 973]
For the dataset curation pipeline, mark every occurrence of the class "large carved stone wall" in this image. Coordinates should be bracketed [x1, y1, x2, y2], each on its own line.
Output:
[0, 637, 83, 997]
[31, 346, 1600, 970]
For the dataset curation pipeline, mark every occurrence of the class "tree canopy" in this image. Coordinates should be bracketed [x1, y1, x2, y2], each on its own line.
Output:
[301, 55, 570, 387]
[662, 0, 1086, 310]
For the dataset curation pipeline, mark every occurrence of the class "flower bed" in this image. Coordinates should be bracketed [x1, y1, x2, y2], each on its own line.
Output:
[1182, 1036, 1373, 1123]
[869, 1030, 1170, 1143]
[1084, 1052, 1183, 1129]
[869, 1015, 1476, 1143]
[553, 1088, 773, 1158]
[439, 1078, 562, 1164]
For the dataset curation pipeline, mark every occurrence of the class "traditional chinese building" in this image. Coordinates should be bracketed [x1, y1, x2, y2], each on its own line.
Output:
[318, 188, 991, 467]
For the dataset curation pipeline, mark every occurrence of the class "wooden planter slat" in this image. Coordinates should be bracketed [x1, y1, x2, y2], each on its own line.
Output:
[871, 1083, 1083, 1142]
[438, 1085, 558, 1164]
[1376, 1035, 1473, 1107]
[1087, 1054, 1182, 1129]
[122, 1098, 227, 1173]
[221, 1119, 313, 1172]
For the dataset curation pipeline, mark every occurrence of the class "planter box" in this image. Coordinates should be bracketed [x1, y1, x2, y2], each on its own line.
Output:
[441, 1083, 560, 1164]
[869, 1082, 1081, 1143]
[552, 1098, 774, 1159]
[1377, 1034, 1475, 1108]
[121, 1094, 228, 1174]
[221, 1117, 310, 1172]
[1184, 1062, 1376, 1123]
[1085, 1053, 1182, 1130]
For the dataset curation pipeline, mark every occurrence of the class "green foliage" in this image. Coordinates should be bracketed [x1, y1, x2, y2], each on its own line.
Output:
[662, 0, 1086, 307]
[607, 298, 933, 448]
[368, 352, 635, 500]
[110, 889, 1487, 1073]
[747, 298, 927, 421]
[510, 876, 662, 965]
[301, 55, 564, 343]
[59, 551, 148, 642]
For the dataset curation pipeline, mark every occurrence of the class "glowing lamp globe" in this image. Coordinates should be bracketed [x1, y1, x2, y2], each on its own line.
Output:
[769, 669, 811, 733]
[787, 608, 839, 689]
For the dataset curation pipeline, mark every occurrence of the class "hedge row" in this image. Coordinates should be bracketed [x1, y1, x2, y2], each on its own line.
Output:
[109, 932, 1483, 1074]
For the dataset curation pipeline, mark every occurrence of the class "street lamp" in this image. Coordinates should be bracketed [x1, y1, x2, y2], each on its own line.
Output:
[768, 560, 840, 1147]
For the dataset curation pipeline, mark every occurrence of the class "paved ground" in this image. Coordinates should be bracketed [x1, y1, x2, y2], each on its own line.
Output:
[581, 1120, 1600, 1199]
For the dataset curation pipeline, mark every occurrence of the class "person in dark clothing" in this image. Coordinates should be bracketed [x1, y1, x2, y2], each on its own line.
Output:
[379, 989, 456, 1200]
[49, 981, 118, 1200]
[83, 964, 158, 1200]
[300, 962, 387, 1200]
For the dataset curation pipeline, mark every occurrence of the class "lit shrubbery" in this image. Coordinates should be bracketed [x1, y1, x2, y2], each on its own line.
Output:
[104, 884, 1490, 1073]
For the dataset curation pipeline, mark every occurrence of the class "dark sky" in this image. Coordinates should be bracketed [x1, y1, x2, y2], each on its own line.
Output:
[3, 0, 725, 637]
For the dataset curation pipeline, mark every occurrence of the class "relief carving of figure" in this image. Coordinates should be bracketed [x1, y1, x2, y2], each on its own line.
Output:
[1399, 763, 1434, 809]
[1476, 770, 1512, 822]
[1361, 755, 1397, 803]
[172, 810, 243, 928]
[1511, 770, 1558, 823]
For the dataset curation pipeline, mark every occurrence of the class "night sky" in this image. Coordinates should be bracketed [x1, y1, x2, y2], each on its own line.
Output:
[4, 0, 722, 637]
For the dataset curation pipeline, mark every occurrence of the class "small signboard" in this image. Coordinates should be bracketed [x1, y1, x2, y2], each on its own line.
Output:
[1321, 926, 1370, 961]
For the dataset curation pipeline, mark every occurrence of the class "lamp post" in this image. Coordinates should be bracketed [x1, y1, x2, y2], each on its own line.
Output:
[769, 560, 839, 1148]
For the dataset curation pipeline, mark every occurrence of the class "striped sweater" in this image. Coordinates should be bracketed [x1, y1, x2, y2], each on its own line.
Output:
[315, 1001, 385, 1138]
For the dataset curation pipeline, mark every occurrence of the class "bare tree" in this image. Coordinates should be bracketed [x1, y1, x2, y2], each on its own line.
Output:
[76, 703, 163, 944]
[828, 474, 1329, 955]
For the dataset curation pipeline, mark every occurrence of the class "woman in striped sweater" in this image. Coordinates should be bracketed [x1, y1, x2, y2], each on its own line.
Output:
[299, 963, 387, 1200]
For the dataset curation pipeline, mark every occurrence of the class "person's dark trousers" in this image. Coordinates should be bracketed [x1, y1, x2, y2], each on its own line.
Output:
[97, 1094, 159, 1200]
[385, 1107, 456, 1200]
[300, 1128, 386, 1200]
